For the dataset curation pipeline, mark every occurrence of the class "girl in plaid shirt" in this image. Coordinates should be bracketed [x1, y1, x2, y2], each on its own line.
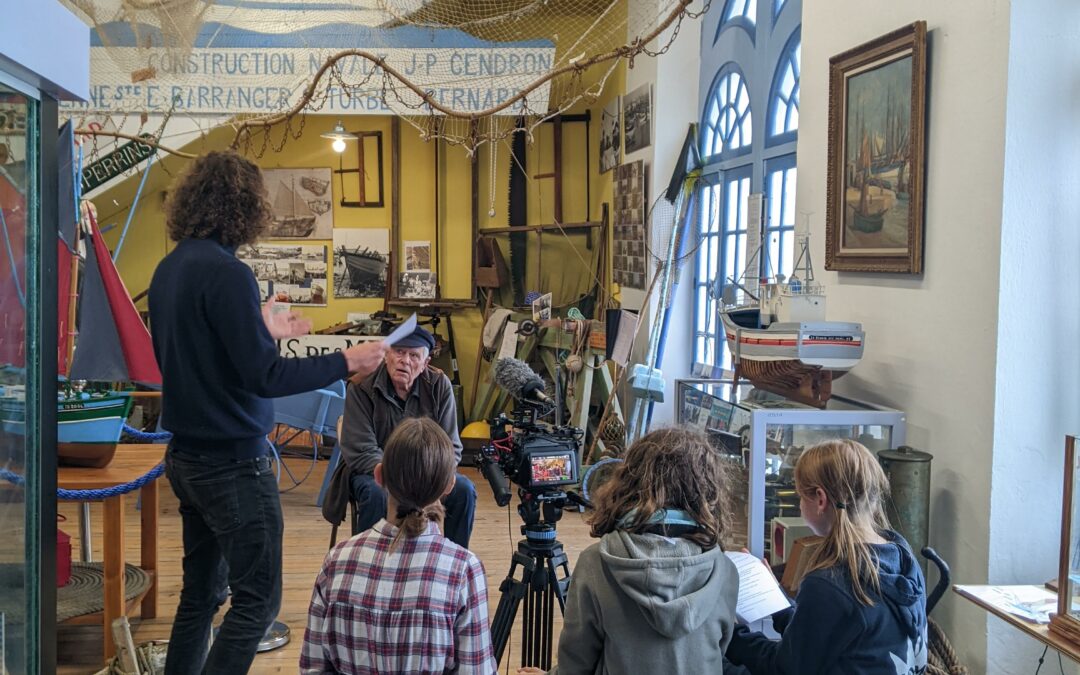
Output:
[301, 418, 497, 674]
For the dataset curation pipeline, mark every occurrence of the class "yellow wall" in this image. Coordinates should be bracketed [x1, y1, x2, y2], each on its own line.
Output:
[94, 60, 624, 417]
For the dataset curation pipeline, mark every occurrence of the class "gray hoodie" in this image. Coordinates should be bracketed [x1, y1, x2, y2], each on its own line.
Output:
[550, 530, 740, 675]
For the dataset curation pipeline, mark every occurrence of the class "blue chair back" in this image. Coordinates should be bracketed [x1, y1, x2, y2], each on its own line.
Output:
[272, 380, 346, 438]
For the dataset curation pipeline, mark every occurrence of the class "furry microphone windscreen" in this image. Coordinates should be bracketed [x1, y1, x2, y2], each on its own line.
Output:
[493, 358, 545, 398]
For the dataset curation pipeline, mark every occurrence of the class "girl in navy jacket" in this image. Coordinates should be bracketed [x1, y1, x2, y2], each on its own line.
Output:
[726, 439, 928, 675]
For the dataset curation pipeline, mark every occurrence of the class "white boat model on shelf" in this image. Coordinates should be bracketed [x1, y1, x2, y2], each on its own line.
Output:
[714, 224, 864, 407]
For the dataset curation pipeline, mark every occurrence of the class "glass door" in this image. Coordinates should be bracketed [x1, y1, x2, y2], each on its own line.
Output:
[0, 81, 41, 673]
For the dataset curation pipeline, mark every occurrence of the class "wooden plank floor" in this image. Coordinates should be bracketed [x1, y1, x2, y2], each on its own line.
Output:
[57, 455, 593, 673]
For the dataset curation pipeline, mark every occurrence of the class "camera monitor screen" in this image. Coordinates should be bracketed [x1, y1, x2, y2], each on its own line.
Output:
[529, 451, 577, 487]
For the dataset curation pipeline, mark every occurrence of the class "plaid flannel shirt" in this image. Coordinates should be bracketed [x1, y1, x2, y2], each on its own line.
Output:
[301, 519, 497, 675]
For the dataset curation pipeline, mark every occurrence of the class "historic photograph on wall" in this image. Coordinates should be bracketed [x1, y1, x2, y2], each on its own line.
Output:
[404, 240, 432, 271]
[398, 272, 436, 299]
[333, 228, 389, 298]
[622, 84, 652, 154]
[237, 243, 328, 305]
[613, 160, 647, 291]
[262, 167, 334, 240]
[599, 97, 621, 174]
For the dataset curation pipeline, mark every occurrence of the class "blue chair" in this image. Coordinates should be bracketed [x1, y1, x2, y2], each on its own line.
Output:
[270, 381, 346, 499]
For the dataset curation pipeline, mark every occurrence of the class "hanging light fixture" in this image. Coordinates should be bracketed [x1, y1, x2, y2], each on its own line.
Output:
[321, 120, 357, 153]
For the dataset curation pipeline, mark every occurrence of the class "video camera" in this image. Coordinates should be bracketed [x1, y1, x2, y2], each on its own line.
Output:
[479, 406, 583, 507]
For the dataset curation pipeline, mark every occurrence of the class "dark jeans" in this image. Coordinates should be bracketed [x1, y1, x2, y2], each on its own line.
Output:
[349, 472, 477, 548]
[164, 449, 282, 675]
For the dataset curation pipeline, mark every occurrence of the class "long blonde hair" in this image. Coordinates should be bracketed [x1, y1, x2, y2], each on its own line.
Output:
[795, 439, 891, 605]
[588, 428, 732, 550]
[381, 417, 456, 550]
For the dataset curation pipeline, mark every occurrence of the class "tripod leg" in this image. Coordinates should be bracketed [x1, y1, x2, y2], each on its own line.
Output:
[490, 551, 533, 665]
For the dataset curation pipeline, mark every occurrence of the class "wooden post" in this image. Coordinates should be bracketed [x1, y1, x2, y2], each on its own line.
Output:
[140, 479, 158, 618]
[102, 495, 125, 661]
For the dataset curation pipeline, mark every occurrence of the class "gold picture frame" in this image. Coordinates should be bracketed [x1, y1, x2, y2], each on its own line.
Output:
[825, 21, 927, 274]
[1050, 436, 1080, 644]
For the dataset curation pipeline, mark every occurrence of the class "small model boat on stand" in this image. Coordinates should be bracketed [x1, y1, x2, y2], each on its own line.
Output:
[715, 224, 864, 408]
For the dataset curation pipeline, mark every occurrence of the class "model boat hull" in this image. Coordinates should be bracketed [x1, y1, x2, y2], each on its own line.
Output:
[1, 392, 133, 467]
[721, 312, 864, 406]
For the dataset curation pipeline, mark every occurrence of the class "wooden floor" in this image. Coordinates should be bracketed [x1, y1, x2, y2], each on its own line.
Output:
[56, 455, 593, 674]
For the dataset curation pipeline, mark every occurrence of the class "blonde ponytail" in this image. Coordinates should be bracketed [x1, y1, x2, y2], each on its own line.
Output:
[795, 439, 891, 606]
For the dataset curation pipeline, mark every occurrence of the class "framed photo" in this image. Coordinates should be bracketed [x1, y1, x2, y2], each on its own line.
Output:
[332, 228, 389, 299]
[599, 97, 621, 174]
[262, 168, 333, 240]
[622, 84, 652, 154]
[825, 21, 927, 274]
[237, 243, 328, 305]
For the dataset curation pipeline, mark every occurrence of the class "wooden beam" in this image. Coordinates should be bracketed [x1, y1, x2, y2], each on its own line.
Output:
[390, 117, 401, 299]
[553, 115, 563, 224]
[480, 221, 602, 235]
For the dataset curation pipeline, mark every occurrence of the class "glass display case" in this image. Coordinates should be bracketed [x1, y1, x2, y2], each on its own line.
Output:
[1050, 436, 1080, 645]
[676, 379, 906, 559]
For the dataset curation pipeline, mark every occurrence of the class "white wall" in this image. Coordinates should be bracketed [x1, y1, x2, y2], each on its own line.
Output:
[623, 0, 703, 427]
[799, 2, 1012, 671]
[0, 0, 88, 100]
[988, 0, 1080, 672]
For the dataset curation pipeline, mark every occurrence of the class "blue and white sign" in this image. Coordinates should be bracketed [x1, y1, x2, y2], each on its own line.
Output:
[71, 21, 556, 116]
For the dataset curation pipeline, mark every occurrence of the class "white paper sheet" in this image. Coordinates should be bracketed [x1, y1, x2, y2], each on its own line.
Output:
[498, 321, 519, 361]
[725, 551, 792, 624]
[610, 310, 638, 366]
[383, 313, 418, 346]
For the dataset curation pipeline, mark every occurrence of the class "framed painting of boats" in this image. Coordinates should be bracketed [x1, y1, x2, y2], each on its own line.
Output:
[263, 167, 334, 240]
[826, 21, 927, 274]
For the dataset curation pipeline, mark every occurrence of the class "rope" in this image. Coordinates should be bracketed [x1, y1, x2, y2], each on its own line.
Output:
[0, 463, 165, 500]
[122, 423, 172, 442]
[926, 617, 967, 675]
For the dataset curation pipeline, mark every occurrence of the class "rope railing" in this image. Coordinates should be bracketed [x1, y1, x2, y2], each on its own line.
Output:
[121, 424, 172, 443]
[0, 464, 164, 501]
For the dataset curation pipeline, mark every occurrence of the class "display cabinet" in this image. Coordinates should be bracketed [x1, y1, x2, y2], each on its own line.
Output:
[675, 379, 906, 559]
[1050, 436, 1080, 645]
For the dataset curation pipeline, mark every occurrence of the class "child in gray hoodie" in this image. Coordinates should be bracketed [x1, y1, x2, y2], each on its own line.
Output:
[519, 428, 740, 675]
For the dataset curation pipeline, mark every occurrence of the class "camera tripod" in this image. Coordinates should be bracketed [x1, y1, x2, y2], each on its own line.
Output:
[489, 493, 574, 670]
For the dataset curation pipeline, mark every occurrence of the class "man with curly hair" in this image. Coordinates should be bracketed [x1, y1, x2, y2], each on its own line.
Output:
[148, 150, 388, 674]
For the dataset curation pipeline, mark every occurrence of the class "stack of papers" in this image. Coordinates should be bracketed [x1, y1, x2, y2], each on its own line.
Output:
[955, 585, 1057, 624]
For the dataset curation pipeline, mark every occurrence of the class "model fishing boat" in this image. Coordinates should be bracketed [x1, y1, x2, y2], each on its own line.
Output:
[716, 229, 863, 408]
[0, 383, 134, 467]
[269, 178, 317, 238]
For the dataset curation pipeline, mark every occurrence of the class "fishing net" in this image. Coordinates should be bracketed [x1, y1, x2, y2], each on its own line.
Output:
[60, 0, 709, 157]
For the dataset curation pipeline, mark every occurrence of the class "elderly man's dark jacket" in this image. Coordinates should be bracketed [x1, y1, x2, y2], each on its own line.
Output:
[321, 363, 461, 525]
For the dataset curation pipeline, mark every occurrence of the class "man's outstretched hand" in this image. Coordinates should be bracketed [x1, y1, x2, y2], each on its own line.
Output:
[262, 298, 313, 339]
[343, 340, 389, 380]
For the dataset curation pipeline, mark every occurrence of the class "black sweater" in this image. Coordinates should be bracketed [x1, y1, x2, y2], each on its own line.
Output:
[148, 238, 347, 458]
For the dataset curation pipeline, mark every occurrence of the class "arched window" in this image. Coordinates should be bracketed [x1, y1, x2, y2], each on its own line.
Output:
[695, 0, 800, 372]
[713, 0, 757, 44]
[725, 0, 757, 24]
[701, 68, 753, 159]
[768, 33, 800, 140]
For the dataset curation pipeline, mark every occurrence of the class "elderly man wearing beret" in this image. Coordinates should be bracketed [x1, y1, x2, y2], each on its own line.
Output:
[323, 325, 477, 547]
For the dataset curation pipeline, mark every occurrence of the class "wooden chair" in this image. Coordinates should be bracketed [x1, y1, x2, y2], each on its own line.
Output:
[327, 416, 364, 548]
